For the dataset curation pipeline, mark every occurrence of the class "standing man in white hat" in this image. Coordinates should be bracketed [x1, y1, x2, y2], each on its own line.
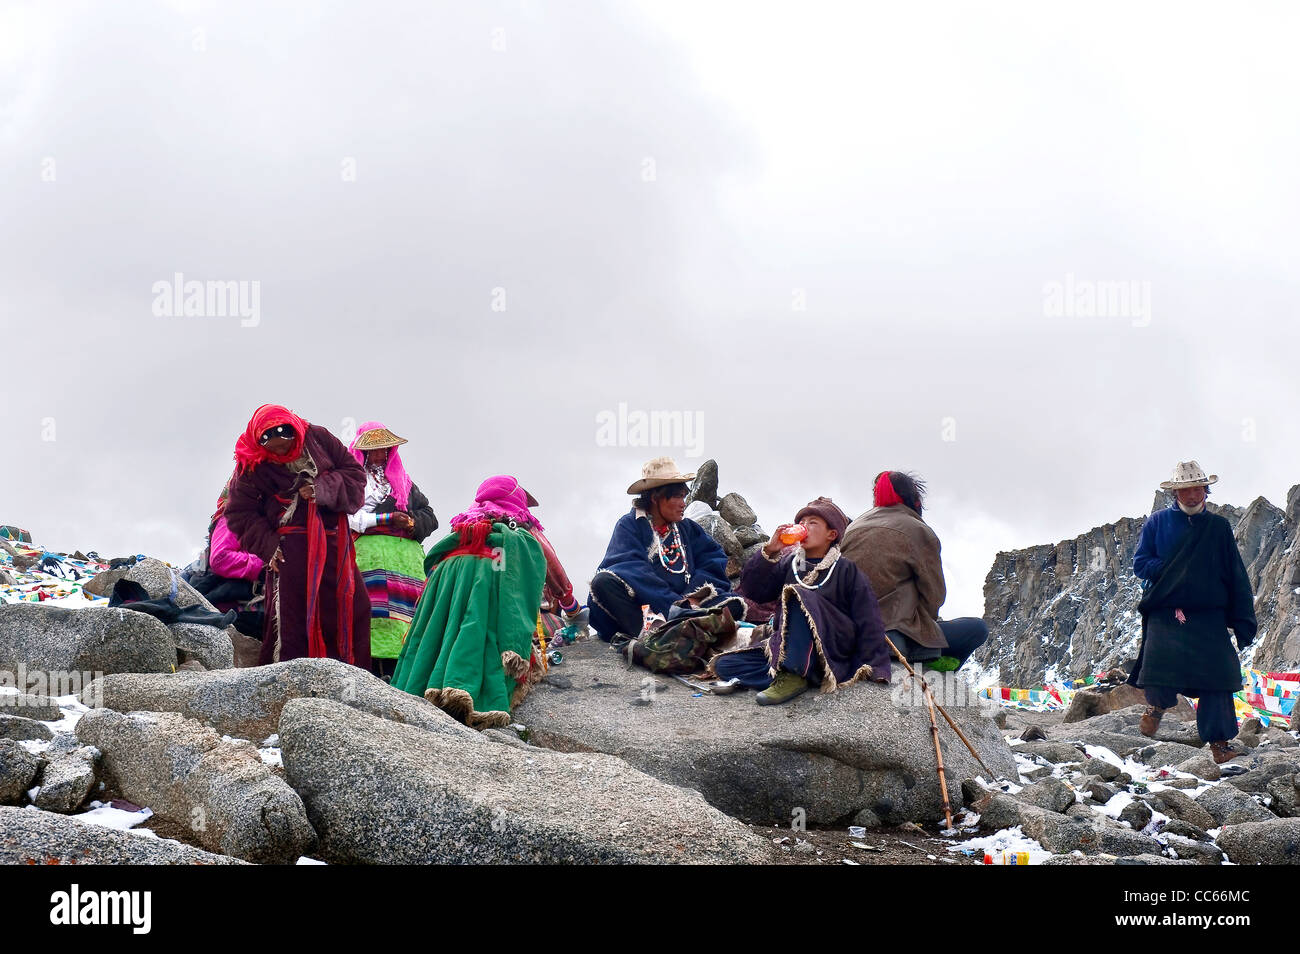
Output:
[1129, 461, 1256, 763]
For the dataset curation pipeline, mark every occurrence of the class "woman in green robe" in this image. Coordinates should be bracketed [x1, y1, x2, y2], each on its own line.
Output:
[391, 475, 552, 729]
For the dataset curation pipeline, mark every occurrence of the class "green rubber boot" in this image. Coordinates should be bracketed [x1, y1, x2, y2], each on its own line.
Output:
[925, 656, 961, 673]
[757, 670, 809, 706]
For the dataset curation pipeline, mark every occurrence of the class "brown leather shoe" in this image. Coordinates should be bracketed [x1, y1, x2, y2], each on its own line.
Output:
[1210, 741, 1244, 764]
[1139, 706, 1166, 737]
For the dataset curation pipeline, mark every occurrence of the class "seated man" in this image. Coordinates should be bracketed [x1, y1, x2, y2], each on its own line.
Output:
[712, 497, 891, 705]
[589, 457, 745, 644]
[839, 471, 988, 670]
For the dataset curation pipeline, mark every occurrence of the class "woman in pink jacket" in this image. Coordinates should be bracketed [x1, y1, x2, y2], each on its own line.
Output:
[192, 481, 266, 639]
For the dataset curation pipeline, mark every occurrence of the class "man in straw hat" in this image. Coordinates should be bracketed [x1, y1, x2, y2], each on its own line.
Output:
[589, 457, 745, 644]
[1128, 461, 1256, 763]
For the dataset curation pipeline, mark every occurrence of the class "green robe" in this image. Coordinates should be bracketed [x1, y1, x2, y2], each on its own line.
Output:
[391, 521, 546, 728]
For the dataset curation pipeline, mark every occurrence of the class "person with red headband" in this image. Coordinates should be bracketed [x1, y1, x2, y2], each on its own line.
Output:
[224, 404, 371, 669]
[840, 471, 988, 671]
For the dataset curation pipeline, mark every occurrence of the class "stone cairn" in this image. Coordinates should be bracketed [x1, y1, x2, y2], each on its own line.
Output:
[684, 460, 767, 580]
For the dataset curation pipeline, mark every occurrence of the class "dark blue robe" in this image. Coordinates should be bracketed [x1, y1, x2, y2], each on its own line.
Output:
[589, 508, 742, 641]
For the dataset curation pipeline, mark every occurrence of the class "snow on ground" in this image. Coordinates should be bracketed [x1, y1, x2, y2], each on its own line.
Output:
[67, 801, 158, 837]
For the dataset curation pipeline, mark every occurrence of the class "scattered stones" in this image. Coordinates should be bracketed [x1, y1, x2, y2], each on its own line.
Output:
[0, 714, 53, 743]
[1223, 750, 1300, 794]
[1062, 684, 1195, 723]
[1015, 740, 1086, 765]
[1194, 783, 1275, 826]
[1161, 833, 1224, 865]
[1267, 775, 1299, 817]
[76, 708, 315, 864]
[1020, 776, 1076, 813]
[1081, 777, 1118, 803]
[1144, 789, 1216, 831]
[1082, 757, 1120, 782]
[1160, 819, 1209, 841]
[0, 694, 62, 722]
[1216, 818, 1300, 865]
[1119, 800, 1153, 830]
[1173, 754, 1220, 782]
[0, 739, 42, 804]
[279, 697, 774, 865]
[1019, 725, 1047, 742]
[0, 806, 246, 864]
[32, 746, 98, 814]
[1132, 741, 1205, 769]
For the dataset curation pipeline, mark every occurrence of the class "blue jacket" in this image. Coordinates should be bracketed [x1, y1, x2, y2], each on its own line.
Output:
[1133, 505, 1203, 583]
[588, 508, 741, 640]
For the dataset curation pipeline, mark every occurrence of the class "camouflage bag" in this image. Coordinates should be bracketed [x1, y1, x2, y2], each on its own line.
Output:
[629, 606, 737, 674]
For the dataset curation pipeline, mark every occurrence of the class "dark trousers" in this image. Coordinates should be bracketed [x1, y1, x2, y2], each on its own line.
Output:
[590, 572, 643, 641]
[714, 611, 820, 689]
[888, 618, 989, 666]
[1144, 686, 1237, 743]
[938, 618, 989, 665]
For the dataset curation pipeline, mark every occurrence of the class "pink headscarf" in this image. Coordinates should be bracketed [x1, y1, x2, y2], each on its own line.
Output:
[450, 475, 542, 531]
[348, 422, 413, 511]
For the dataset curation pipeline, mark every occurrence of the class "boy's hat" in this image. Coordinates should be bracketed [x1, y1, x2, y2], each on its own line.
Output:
[795, 496, 849, 543]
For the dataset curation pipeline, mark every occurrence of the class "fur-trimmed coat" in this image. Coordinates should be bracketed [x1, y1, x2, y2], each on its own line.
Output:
[840, 504, 947, 649]
[737, 547, 891, 689]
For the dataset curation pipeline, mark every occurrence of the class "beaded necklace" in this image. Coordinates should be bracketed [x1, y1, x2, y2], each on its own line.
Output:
[653, 522, 690, 580]
[791, 546, 840, 590]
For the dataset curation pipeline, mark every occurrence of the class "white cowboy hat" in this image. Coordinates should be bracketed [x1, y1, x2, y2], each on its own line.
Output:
[626, 456, 697, 495]
[1159, 460, 1218, 491]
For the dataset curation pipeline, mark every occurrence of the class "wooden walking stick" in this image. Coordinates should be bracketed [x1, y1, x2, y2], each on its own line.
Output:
[883, 637, 954, 828]
[884, 635, 994, 778]
[924, 687, 954, 830]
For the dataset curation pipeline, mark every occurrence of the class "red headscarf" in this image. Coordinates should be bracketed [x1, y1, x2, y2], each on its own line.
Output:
[234, 404, 309, 474]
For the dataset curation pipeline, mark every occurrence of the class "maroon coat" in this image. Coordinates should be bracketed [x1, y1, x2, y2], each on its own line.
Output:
[226, 424, 370, 668]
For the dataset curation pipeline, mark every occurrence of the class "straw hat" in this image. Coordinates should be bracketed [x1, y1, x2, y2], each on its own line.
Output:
[627, 456, 697, 495]
[1158, 460, 1218, 491]
[353, 426, 408, 451]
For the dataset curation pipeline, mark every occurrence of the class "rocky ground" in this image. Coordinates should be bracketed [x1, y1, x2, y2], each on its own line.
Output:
[3, 542, 1297, 865]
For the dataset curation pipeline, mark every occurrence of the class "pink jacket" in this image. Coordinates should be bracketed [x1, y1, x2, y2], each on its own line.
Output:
[210, 515, 265, 581]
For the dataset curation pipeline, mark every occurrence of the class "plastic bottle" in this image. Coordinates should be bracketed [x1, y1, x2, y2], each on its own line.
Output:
[982, 850, 1030, 865]
[779, 524, 808, 546]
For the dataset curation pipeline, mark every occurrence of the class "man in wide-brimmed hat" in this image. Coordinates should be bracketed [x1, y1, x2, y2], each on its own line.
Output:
[1129, 461, 1256, 763]
[589, 456, 745, 644]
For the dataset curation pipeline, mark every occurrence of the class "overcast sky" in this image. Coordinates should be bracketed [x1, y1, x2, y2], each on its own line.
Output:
[3, 0, 1299, 617]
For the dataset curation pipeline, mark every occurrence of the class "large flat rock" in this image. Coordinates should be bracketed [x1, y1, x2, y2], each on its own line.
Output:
[80, 657, 474, 742]
[0, 806, 246, 864]
[279, 697, 773, 865]
[0, 604, 175, 678]
[514, 640, 1016, 825]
